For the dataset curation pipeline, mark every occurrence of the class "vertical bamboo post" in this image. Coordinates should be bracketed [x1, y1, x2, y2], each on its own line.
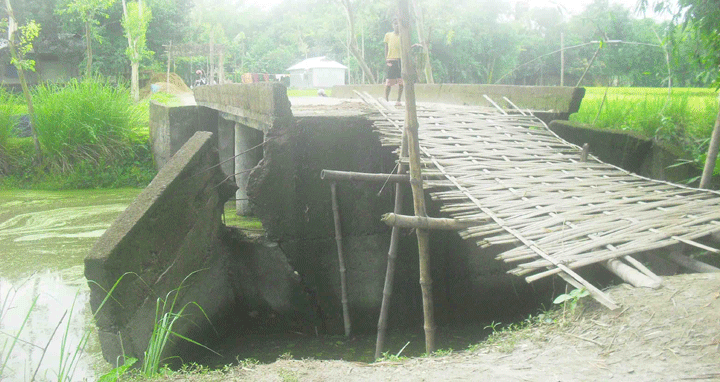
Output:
[398, 0, 436, 354]
[699, 97, 720, 189]
[331, 182, 351, 337]
[374, 135, 408, 359]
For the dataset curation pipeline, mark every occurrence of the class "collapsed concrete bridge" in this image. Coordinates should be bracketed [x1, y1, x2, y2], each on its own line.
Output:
[85, 83, 717, 365]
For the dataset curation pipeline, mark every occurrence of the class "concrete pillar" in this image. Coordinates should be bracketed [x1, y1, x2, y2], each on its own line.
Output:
[234, 122, 263, 215]
[218, 118, 235, 180]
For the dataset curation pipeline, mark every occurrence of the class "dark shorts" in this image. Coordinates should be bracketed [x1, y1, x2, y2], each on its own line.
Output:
[385, 59, 402, 85]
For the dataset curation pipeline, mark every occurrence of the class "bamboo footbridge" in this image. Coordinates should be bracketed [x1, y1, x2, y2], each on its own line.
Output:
[367, 99, 720, 310]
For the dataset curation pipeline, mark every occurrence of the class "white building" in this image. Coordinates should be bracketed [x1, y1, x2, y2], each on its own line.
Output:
[287, 56, 347, 89]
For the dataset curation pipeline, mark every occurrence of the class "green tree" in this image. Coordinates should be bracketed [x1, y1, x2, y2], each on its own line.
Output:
[57, 0, 116, 75]
[639, 0, 719, 87]
[639, 0, 720, 189]
[121, 0, 152, 101]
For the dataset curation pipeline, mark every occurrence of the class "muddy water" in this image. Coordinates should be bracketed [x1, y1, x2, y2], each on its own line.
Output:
[0, 189, 140, 382]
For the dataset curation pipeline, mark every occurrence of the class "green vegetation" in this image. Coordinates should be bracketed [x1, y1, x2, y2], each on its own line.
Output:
[0, 273, 134, 381]
[553, 287, 590, 319]
[468, 309, 563, 354]
[0, 76, 156, 190]
[222, 202, 264, 230]
[141, 270, 219, 377]
[571, 87, 720, 176]
[0, 89, 20, 153]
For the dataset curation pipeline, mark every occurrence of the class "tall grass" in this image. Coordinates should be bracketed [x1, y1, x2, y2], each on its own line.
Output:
[0, 89, 21, 174]
[0, 274, 137, 381]
[32, 76, 147, 173]
[141, 270, 219, 376]
[571, 87, 718, 139]
[0, 88, 19, 148]
[570, 87, 720, 168]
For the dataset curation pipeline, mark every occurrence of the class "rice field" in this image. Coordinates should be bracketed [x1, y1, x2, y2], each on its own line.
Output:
[570, 87, 719, 141]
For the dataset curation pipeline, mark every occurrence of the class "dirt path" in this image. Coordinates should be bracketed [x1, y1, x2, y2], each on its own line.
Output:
[156, 273, 719, 381]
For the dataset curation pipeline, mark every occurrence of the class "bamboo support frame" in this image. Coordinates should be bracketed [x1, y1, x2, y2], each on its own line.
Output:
[665, 251, 720, 273]
[321, 169, 409, 183]
[330, 182, 351, 337]
[399, 0, 436, 353]
[374, 97, 409, 360]
[603, 258, 661, 289]
[369, 62, 720, 310]
[382, 213, 486, 230]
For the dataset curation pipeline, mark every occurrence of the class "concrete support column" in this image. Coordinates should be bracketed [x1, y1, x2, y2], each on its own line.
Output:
[218, 118, 235, 180]
[234, 122, 262, 215]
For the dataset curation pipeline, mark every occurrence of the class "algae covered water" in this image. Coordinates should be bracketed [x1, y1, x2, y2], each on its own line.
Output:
[0, 189, 140, 381]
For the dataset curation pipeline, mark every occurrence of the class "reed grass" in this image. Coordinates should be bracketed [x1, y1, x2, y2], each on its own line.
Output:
[571, 87, 720, 174]
[571, 87, 719, 142]
[0, 273, 138, 381]
[570, 88, 718, 139]
[141, 270, 219, 376]
[0, 88, 19, 147]
[32, 76, 147, 173]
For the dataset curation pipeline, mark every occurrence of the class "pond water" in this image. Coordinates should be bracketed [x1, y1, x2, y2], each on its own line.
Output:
[0, 189, 141, 382]
[0, 189, 496, 379]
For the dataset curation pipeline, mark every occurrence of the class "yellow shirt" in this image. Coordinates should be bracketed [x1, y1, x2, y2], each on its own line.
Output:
[384, 32, 401, 60]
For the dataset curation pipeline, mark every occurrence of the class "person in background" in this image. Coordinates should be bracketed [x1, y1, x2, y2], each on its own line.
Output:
[384, 17, 403, 106]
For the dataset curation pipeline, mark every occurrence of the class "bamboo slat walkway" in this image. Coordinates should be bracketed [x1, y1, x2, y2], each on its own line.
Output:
[372, 102, 720, 308]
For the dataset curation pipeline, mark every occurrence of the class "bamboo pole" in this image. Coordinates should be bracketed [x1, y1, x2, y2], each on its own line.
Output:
[398, 0, 435, 354]
[665, 251, 720, 273]
[381, 213, 486, 230]
[699, 98, 720, 189]
[374, 133, 408, 358]
[321, 169, 410, 183]
[374, 158, 406, 359]
[603, 258, 661, 289]
[331, 182, 351, 337]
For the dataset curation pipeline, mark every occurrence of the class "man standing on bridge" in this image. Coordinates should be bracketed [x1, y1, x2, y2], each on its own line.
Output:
[384, 17, 403, 107]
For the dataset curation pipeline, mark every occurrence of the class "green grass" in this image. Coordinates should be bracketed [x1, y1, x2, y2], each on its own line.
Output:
[142, 270, 219, 377]
[0, 88, 20, 148]
[32, 76, 147, 173]
[223, 202, 264, 230]
[146, 92, 183, 107]
[0, 273, 137, 382]
[571, 87, 718, 139]
[570, 86, 720, 174]
[0, 76, 157, 189]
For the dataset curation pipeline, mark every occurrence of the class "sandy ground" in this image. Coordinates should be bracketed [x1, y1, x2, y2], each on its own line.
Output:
[145, 273, 719, 382]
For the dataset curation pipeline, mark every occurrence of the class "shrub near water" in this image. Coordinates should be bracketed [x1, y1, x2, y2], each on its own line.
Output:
[0, 89, 20, 173]
[33, 77, 146, 172]
[2, 76, 156, 189]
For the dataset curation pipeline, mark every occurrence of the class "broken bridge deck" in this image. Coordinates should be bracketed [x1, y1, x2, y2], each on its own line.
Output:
[371, 102, 720, 309]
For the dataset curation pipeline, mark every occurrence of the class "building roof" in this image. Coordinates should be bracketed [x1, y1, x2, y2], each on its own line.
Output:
[287, 56, 348, 71]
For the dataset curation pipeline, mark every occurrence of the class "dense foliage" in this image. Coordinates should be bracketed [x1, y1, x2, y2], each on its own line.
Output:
[0, 77, 155, 189]
[7, 0, 716, 88]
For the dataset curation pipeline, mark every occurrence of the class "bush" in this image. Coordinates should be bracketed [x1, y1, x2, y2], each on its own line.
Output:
[0, 88, 20, 144]
[32, 76, 147, 172]
[0, 76, 158, 189]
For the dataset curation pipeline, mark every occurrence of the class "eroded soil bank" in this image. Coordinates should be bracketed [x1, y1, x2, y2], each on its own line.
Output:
[146, 272, 720, 382]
